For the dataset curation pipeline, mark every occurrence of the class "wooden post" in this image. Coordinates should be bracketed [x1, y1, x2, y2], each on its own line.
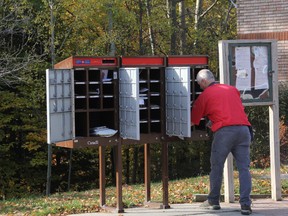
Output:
[46, 144, 52, 196]
[219, 40, 234, 203]
[144, 143, 151, 203]
[161, 142, 170, 209]
[269, 41, 281, 200]
[99, 145, 106, 206]
[224, 154, 235, 203]
[116, 142, 124, 213]
[269, 105, 281, 200]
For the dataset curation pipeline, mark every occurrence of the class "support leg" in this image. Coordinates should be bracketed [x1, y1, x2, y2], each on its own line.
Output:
[144, 143, 151, 203]
[116, 143, 124, 213]
[46, 144, 52, 196]
[161, 142, 170, 209]
[68, 148, 73, 191]
[99, 145, 106, 206]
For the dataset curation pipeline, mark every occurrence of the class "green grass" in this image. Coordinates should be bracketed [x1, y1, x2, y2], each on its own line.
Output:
[1, 168, 287, 215]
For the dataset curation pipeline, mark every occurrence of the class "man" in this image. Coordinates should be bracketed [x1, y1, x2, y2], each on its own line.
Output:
[191, 69, 252, 215]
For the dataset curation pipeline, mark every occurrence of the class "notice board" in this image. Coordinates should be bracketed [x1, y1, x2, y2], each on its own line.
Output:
[218, 40, 281, 202]
[218, 40, 278, 106]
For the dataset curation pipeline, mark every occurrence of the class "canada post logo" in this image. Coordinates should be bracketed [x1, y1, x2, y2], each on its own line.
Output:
[76, 59, 91, 64]
[87, 140, 99, 145]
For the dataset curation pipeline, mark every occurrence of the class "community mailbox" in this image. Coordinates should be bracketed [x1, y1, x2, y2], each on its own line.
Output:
[46, 55, 210, 148]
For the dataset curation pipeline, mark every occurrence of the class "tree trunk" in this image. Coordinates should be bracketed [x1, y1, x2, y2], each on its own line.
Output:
[132, 147, 139, 184]
[194, 0, 218, 47]
[125, 148, 130, 184]
[146, 0, 155, 55]
[110, 147, 116, 184]
[138, 0, 144, 55]
[194, 0, 202, 48]
[108, 1, 115, 56]
[194, 0, 202, 31]
[170, 0, 177, 55]
[179, 0, 186, 54]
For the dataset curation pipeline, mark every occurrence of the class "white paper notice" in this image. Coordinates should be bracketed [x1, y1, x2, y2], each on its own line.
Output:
[235, 47, 251, 91]
[252, 46, 269, 90]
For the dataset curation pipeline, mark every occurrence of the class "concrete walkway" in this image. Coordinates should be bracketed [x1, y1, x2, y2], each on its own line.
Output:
[69, 198, 288, 216]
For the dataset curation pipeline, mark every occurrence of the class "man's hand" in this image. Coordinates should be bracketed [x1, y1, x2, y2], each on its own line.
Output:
[206, 120, 212, 129]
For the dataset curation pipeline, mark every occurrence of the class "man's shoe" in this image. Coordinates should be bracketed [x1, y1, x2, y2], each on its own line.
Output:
[241, 205, 252, 215]
[200, 200, 221, 210]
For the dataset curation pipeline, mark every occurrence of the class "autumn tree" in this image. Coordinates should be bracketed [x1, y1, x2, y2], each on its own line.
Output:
[0, 0, 49, 198]
[0, 0, 44, 86]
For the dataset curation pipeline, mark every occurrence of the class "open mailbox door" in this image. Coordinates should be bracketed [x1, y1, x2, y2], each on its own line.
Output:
[165, 67, 191, 138]
[119, 68, 140, 140]
[46, 69, 74, 144]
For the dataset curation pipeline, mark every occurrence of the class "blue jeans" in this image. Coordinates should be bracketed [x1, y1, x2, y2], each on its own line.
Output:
[208, 125, 252, 206]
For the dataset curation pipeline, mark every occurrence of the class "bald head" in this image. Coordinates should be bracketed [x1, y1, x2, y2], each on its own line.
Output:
[196, 69, 215, 89]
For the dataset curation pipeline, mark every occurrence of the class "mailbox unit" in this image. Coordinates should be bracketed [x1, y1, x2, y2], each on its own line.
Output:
[166, 55, 208, 138]
[46, 55, 209, 148]
[119, 56, 166, 143]
[46, 56, 119, 148]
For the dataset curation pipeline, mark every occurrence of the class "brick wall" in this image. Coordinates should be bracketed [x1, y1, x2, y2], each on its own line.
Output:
[237, 0, 288, 81]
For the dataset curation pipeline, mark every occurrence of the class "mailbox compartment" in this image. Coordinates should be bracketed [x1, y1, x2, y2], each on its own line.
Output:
[166, 56, 209, 137]
[119, 57, 165, 140]
[47, 56, 119, 147]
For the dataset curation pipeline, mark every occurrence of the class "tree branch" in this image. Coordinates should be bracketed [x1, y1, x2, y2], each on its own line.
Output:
[200, 0, 219, 18]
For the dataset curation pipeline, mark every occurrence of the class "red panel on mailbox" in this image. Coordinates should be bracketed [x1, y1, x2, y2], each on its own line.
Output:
[121, 56, 165, 67]
[54, 56, 118, 69]
[167, 56, 208, 66]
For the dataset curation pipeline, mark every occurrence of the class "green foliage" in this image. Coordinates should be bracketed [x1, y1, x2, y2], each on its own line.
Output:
[51, 0, 237, 59]
[245, 82, 288, 168]
[168, 140, 211, 179]
[245, 106, 270, 168]
[0, 63, 48, 198]
[186, 0, 237, 74]
[279, 82, 288, 122]
[68, 148, 100, 191]
[279, 83, 288, 164]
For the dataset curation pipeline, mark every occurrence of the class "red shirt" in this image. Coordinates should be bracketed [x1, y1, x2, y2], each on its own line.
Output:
[191, 83, 251, 132]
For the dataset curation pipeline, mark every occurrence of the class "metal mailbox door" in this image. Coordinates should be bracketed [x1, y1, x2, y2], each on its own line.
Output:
[46, 69, 74, 144]
[119, 68, 140, 140]
[165, 67, 191, 138]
